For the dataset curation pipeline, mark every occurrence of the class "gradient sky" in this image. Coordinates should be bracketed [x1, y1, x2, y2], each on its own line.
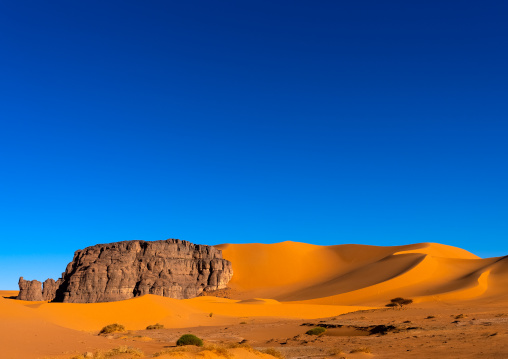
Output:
[1, 1, 507, 289]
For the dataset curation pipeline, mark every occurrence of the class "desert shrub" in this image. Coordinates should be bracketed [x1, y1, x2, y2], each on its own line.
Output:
[146, 323, 164, 330]
[305, 327, 326, 336]
[261, 348, 286, 359]
[176, 334, 204, 347]
[99, 323, 125, 334]
[350, 346, 372, 353]
[369, 325, 396, 335]
[386, 297, 413, 308]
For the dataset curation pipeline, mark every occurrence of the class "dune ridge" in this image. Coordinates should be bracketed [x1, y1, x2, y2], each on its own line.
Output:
[217, 241, 506, 305]
[2, 240, 507, 359]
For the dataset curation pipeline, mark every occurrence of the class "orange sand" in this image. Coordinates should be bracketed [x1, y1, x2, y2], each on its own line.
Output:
[217, 241, 507, 305]
[2, 241, 507, 358]
[1, 292, 369, 332]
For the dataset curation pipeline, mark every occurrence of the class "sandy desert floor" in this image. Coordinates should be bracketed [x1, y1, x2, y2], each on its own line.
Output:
[2, 241, 507, 358]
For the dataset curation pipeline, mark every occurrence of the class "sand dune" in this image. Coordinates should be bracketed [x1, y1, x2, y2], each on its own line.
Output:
[1, 291, 366, 358]
[2, 240, 507, 358]
[1, 292, 369, 332]
[217, 241, 505, 305]
[0, 296, 118, 359]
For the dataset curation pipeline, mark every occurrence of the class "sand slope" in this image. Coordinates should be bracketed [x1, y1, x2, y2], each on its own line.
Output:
[217, 241, 506, 305]
[0, 296, 118, 359]
[2, 241, 507, 358]
[1, 292, 369, 332]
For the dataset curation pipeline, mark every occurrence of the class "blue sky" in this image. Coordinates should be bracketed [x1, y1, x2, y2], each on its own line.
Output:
[1, 1, 507, 289]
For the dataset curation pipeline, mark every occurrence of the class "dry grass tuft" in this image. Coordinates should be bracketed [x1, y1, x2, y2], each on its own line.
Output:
[99, 323, 125, 335]
[328, 348, 344, 356]
[202, 344, 232, 358]
[350, 346, 372, 354]
[261, 348, 286, 359]
[69, 346, 143, 358]
[227, 342, 254, 351]
[305, 327, 326, 336]
[153, 347, 189, 357]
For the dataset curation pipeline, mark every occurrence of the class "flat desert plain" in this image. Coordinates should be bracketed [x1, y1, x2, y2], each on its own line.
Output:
[2, 241, 507, 358]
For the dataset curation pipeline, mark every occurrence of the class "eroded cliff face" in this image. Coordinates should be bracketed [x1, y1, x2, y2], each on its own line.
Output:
[17, 239, 233, 303]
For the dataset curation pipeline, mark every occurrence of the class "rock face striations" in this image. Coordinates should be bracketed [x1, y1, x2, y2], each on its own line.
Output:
[17, 239, 233, 303]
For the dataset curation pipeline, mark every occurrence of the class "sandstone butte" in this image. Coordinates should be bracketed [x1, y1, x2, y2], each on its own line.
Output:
[17, 239, 233, 303]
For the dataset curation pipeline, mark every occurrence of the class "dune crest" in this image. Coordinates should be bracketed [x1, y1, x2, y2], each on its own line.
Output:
[217, 241, 505, 305]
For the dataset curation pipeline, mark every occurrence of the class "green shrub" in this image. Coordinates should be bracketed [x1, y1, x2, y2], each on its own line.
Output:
[146, 323, 164, 330]
[305, 327, 326, 336]
[99, 323, 125, 334]
[176, 334, 204, 347]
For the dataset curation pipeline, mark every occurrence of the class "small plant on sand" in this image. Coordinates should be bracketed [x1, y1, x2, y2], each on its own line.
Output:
[70, 346, 143, 358]
[146, 323, 164, 330]
[228, 342, 254, 351]
[107, 346, 143, 357]
[99, 323, 125, 335]
[176, 334, 204, 347]
[261, 348, 286, 359]
[328, 348, 344, 356]
[153, 347, 188, 357]
[350, 346, 372, 354]
[386, 297, 413, 308]
[305, 327, 326, 336]
[203, 344, 232, 358]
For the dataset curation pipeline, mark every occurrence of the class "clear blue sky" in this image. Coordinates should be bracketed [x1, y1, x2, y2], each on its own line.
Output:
[1, 1, 507, 289]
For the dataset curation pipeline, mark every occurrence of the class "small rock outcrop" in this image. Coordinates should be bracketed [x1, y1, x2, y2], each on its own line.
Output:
[43, 278, 63, 301]
[17, 239, 233, 303]
[18, 277, 44, 301]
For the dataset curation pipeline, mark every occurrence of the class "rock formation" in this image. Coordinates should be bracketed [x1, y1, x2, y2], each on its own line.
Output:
[17, 239, 233, 303]
[18, 277, 44, 301]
